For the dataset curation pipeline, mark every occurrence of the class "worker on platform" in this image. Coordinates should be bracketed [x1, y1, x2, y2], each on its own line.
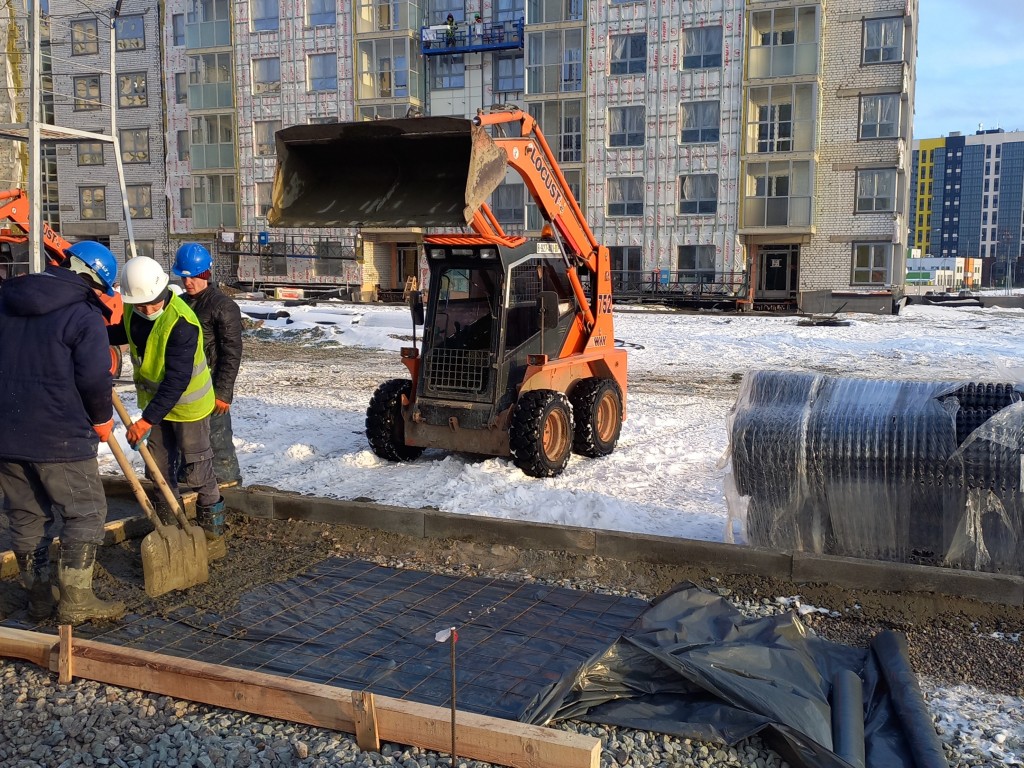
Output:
[445, 13, 457, 45]
[0, 240, 125, 624]
[172, 243, 243, 488]
[109, 256, 228, 559]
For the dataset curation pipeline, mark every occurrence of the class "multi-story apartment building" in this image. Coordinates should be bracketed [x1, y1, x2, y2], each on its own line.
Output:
[910, 128, 1024, 287]
[8, 0, 920, 310]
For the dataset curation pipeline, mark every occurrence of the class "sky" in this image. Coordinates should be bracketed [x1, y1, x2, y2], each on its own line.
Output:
[99, 299, 1024, 759]
[915, 0, 1024, 139]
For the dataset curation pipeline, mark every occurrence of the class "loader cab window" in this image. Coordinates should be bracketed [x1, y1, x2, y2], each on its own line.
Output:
[431, 266, 499, 352]
[505, 255, 573, 350]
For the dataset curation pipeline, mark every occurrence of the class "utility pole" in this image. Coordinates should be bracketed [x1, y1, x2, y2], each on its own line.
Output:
[28, 0, 42, 273]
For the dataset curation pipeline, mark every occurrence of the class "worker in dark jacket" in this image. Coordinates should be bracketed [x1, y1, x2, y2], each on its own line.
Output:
[172, 243, 243, 487]
[0, 241, 125, 624]
[109, 256, 227, 558]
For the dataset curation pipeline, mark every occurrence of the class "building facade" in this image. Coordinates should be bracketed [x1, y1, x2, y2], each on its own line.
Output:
[910, 128, 1024, 288]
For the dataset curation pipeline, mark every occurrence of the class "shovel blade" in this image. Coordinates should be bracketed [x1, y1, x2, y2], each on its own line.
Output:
[140, 525, 209, 598]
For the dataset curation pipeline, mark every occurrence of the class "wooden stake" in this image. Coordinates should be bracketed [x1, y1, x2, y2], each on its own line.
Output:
[57, 625, 72, 685]
[352, 691, 381, 752]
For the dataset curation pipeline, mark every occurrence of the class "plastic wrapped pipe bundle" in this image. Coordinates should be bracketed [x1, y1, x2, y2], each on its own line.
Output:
[726, 370, 1023, 574]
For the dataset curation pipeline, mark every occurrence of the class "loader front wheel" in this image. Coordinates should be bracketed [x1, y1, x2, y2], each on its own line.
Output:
[509, 390, 574, 478]
[570, 378, 622, 457]
[366, 379, 424, 462]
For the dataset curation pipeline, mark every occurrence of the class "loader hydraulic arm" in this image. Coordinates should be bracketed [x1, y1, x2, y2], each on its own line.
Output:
[473, 110, 605, 329]
[0, 188, 74, 262]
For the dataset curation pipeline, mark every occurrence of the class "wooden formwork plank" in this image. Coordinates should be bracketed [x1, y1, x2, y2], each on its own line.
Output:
[0, 627, 599, 768]
[57, 625, 73, 684]
[352, 690, 381, 751]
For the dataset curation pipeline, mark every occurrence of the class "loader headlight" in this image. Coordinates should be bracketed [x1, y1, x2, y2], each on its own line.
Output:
[479, 248, 497, 259]
[429, 248, 446, 260]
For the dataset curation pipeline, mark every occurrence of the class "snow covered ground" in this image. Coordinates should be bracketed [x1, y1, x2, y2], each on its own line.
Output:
[101, 299, 1024, 759]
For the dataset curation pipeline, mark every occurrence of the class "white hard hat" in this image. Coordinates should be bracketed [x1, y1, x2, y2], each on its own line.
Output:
[121, 256, 170, 304]
[168, 283, 184, 296]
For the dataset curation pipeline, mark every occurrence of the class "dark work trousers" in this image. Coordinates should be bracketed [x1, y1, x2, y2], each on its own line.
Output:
[0, 458, 107, 553]
[210, 410, 241, 485]
[145, 419, 220, 508]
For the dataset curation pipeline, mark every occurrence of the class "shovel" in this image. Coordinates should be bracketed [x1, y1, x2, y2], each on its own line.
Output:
[106, 433, 207, 597]
[111, 390, 210, 593]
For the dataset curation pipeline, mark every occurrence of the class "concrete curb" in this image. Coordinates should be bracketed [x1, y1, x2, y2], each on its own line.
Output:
[90, 479, 1024, 608]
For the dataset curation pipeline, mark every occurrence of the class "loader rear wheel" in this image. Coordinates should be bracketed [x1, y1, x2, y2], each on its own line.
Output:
[509, 390, 574, 478]
[570, 378, 622, 457]
[366, 379, 424, 462]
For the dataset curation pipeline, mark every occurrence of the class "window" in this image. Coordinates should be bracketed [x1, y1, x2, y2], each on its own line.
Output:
[679, 174, 718, 215]
[190, 114, 235, 170]
[526, 0, 581, 24]
[252, 0, 280, 31]
[856, 169, 896, 212]
[527, 100, 582, 163]
[852, 242, 892, 285]
[677, 245, 716, 283]
[73, 76, 100, 111]
[496, 0, 524, 22]
[189, 52, 233, 109]
[749, 7, 817, 78]
[192, 174, 238, 229]
[130, 241, 155, 260]
[120, 128, 149, 163]
[863, 18, 902, 64]
[254, 120, 281, 156]
[308, 53, 337, 91]
[71, 19, 99, 55]
[495, 53, 524, 93]
[118, 72, 148, 108]
[756, 102, 791, 152]
[80, 186, 106, 220]
[126, 185, 153, 219]
[309, 115, 339, 123]
[357, 39, 415, 99]
[307, 0, 336, 26]
[175, 72, 188, 104]
[608, 106, 644, 147]
[115, 15, 145, 50]
[256, 182, 273, 217]
[745, 160, 812, 227]
[680, 101, 719, 144]
[177, 130, 190, 162]
[253, 57, 282, 94]
[682, 26, 722, 69]
[747, 84, 813, 154]
[860, 94, 899, 139]
[526, 29, 582, 93]
[610, 33, 646, 75]
[607, 177, 643, 217]
[78, 143, 104, 166]
[432, 54, 465, 89]
[431, 0, 464, 23]
[610, 246, 644, 292]
[491, 182, 524, 229]
[172, 14, 185, 45]
[180, 187, 193, 219]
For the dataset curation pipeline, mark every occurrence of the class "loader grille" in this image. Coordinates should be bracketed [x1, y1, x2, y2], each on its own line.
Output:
[424, 348, 491, 395]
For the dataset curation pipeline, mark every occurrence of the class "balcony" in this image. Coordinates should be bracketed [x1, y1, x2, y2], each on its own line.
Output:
[421, 18, 524, 56]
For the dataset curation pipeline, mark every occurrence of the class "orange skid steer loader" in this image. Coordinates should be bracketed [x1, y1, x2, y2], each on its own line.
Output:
[269, 109, 627, 477]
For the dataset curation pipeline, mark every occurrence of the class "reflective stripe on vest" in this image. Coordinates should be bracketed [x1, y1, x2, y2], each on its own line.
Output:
[124, 294, 216, 422]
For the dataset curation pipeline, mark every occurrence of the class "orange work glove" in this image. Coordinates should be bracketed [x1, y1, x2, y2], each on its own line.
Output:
[126, 418, 152, 449]
[93, 418, 115, 442]
[213, 399, 231, 415]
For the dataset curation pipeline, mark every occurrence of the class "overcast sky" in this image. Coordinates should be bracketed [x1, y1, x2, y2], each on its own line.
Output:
[914, 0, 1024, 139]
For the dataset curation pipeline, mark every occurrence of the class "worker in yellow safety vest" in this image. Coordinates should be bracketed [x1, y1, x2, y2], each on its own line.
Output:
[108, 256, 227, 559]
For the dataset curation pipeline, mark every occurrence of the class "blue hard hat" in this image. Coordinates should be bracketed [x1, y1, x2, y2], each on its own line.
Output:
[66, 241, 117, 296]
[172, 242, 213, 278]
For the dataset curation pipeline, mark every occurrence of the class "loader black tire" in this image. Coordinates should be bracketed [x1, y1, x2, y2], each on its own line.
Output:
[570, 378, 622, 457]
[509, 390, 574, 478]
[366, 379, 424, 462]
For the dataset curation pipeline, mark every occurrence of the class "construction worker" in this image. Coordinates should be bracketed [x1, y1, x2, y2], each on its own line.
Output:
[0, 240, 125, 624]
[445, 13, 457, 45]
[109, 256, 227, 558]
[172, 243, 243, 487]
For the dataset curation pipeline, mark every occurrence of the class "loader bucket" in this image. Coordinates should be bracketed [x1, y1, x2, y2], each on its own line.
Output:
[268, 116, 508, 228]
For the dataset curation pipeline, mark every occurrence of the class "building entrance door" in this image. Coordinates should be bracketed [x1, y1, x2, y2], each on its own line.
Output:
[397, 243, 418, 290]
[757, 245, 799, 300]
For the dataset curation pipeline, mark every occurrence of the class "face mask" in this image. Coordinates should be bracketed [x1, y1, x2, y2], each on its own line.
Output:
[135, 306, 164, 321]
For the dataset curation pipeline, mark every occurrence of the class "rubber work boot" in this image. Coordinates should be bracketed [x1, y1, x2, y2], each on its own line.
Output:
[56, 543, 126, 625]
[196, 497, 227, 561]
[15, 546, 55, 622]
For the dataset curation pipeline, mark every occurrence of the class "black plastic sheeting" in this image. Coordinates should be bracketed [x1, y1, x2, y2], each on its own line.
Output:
[727, 370, 1024, 573]
[66, 559, 943, 768]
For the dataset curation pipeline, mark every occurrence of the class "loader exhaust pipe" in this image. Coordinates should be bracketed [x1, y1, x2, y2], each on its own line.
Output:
[268, 117, 508, 229]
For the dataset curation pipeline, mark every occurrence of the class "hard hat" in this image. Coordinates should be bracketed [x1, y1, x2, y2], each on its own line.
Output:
[172, 242, 213, 278]
[121, 256, 170, 304]
[168, 283, 184, 296]
[66, 241, 117, 297]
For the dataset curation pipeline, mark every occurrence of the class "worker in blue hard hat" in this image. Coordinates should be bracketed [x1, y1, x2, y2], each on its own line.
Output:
[0, 239, 125, 624]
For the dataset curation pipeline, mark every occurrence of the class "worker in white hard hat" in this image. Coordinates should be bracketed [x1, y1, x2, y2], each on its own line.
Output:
[107, 256, 227, 558]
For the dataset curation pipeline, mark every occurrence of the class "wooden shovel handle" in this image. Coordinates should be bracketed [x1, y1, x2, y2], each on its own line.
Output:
[105, 429, 163, 531]
[111, 389, 191, 529]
